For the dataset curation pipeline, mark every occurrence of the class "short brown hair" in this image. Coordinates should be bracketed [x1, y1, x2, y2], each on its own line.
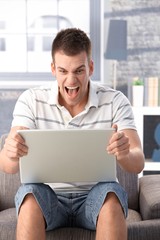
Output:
[51, 28, 92, 62]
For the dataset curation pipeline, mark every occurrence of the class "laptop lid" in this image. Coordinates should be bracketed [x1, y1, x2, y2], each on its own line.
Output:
[18, 129, 116, 184]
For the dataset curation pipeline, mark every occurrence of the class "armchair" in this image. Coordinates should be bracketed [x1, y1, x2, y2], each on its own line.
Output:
[0, 133, 160, 240]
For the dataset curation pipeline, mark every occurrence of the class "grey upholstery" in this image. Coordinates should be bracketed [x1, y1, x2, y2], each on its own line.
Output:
[139, 175, 160, 220]
[0, 134, 160, 240]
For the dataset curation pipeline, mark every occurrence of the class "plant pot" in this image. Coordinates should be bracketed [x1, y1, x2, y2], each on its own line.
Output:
[132, 85, 144, 107]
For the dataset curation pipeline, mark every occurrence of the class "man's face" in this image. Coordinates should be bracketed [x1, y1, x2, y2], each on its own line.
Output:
[51, 51, 93, 110]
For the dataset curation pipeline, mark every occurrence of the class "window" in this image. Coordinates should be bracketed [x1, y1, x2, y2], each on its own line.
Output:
[0, 0, 90, 72]
[0, 0, 101, 135]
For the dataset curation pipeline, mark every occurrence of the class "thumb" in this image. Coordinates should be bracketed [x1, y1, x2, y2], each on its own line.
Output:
[112, 124, 118, 132]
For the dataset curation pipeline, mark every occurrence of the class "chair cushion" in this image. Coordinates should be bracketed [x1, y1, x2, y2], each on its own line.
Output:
[139, 175, 160, 220]
[0, 208, 16, 223]
[127, 209, 142, 223]
[0, 208, 17, 240]
[46, 228, 95, 240]
[128, 219, 160, 240]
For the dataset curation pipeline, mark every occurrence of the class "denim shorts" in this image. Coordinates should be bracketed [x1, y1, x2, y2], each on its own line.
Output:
[15, 182, 128, 231]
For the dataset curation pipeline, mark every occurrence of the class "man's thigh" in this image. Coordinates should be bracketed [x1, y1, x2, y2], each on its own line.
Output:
[15, 183, 69, 231]
[75, 182, 128, 230]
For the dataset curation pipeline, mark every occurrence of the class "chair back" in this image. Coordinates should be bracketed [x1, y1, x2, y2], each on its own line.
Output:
[117, 163, 139, 210]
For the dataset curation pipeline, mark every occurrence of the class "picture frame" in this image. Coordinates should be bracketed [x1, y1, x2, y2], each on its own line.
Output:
[133, 107, 160, 174]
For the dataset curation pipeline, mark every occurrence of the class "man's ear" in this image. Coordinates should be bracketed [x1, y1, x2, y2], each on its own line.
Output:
[89, 60, 94, 76]
[51, 62, 56, 76]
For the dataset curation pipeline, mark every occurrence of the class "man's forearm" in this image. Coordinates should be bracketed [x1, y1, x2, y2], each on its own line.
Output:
[117, 147, 144, 174]
[0, 148, 19, 174]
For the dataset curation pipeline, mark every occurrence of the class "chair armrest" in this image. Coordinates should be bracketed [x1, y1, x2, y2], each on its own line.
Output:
[0, 134, 21, 210]
[139, 175, 160, 220]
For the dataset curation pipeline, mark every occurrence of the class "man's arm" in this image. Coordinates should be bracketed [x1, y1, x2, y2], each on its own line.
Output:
[0, 126, 28, 174]
[107, 125, 145, 174]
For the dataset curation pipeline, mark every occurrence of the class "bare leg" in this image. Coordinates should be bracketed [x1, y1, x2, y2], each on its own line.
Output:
[16, 194, 46, 240]
[96, 192, 127, 240]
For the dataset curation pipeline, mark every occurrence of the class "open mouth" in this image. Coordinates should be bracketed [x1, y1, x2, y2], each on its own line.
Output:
[65, 86, 79, 97]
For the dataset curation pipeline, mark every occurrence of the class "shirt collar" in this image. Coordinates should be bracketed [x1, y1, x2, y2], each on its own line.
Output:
[47, 81, 59, 105]
[85, 81, 99, 109]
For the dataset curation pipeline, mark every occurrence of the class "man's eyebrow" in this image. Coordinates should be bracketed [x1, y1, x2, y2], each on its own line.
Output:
[74, 65, 86, 71]
[57, 66, 66, 70]
[57, 66, 68, 72]
[57, 65, 85, 71]
[76, 65, 85, 69]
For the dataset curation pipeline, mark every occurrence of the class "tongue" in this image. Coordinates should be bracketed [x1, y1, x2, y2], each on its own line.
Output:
[67, 89, 78, 97]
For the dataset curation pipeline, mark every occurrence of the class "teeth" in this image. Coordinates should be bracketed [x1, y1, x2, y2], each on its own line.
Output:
[66, 86, 78, 90]
[65, 86, 79, 96]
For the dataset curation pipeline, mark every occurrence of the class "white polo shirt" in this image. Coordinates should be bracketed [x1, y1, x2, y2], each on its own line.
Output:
[12, 80, 136, 192]
[12, 80, 136, 130]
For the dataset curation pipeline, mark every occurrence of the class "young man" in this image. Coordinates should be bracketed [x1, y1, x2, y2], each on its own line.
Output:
[0, 28, 144, 240]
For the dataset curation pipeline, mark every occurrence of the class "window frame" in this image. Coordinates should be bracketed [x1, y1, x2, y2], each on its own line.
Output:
[0, 0, 101, 88]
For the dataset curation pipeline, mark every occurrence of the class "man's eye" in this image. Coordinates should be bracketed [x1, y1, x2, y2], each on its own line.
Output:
[59, 69, 67, 74]
[76, 69, 84, 74]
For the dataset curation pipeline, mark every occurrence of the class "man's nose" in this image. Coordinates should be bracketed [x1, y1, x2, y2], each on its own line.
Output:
[67, 73, 77, 83]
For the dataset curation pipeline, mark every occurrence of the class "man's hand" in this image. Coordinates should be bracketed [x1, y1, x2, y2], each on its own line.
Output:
[107, 124, 144, 173]
[3, 126, 28, 162]
[107, 124, 130, 161]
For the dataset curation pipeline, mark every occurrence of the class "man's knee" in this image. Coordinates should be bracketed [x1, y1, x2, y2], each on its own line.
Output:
[100, 192, 124, 216]
[19, 193, 42, 215]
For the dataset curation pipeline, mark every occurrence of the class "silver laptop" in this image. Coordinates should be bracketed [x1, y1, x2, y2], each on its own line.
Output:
[17, 129, 116, 184]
